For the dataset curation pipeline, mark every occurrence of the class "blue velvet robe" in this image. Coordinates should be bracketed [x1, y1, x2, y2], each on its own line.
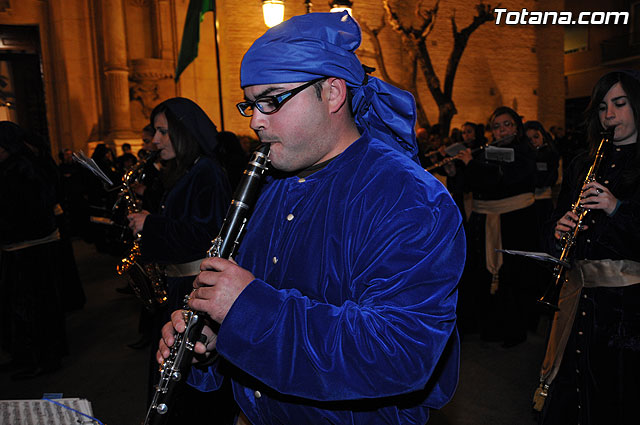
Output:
[189, 133, 466, 424]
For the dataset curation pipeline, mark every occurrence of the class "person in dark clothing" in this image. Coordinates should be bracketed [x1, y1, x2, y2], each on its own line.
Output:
[440, 121, 485, 335]
[59, 148, 90, 238]
[22, 130, 85, 312]
[126, 97, 234, 424]
[458, 107, 538, 347]
[116, 142, 138, 174]
[122, 125, 164, 347]
[523, 120, 560, 331]
[0, 121, 67, 380]
[536, 70, 640, 425]
[216, 130, 249, 191]
[87, 143, 120, 253]
[524, 121, 560, 230]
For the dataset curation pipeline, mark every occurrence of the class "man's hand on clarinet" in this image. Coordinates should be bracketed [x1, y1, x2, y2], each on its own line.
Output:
[156, 310, 218, 365]
[190, 257, 255, 324]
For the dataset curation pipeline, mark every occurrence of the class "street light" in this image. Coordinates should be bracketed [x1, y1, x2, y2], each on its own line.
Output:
[262, 0, 285, 27]
[329, 0, 352, 15]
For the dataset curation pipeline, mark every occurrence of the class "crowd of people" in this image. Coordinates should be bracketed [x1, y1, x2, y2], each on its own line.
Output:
[419, 70, 639, 425]
[54, 124, 258, 256]
[420, 109, 565, 346]
[1, 10, 638, 425]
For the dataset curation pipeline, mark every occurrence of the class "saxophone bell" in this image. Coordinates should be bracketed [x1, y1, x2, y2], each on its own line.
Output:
[116, 151, 168, 312]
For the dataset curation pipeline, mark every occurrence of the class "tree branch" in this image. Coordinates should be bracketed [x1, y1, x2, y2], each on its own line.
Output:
[443, 2, 496, 96]
[359, 16, 403, 88]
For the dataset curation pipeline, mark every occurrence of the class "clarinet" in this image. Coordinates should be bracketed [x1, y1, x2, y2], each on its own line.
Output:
[144, 144, 270, 425]
[537, 127, 615, 311]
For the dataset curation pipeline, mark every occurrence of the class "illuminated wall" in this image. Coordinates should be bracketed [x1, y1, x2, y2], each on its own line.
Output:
[0, 0, 565, 155]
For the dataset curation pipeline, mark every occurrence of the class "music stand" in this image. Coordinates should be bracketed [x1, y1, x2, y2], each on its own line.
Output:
[496, 249, 570, 269]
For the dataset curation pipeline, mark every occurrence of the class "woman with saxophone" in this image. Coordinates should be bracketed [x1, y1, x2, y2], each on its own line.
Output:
[536, 70, 640, 425]
[126, 97, 233, 424]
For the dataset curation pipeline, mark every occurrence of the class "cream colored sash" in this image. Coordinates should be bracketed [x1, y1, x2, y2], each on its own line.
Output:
[540, 259, 640, 386]
[164, 258, 205, 277]
[2, 229, 61, 252]
[473, 193, 535, 292]
[534, 186, 552, 200]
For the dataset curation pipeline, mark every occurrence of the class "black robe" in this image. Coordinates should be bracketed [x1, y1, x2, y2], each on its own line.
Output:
[136, 97, 234, 424]
[0, 152, 67, 372]
[540, 142, 640, 425]
[462, 136, 539, 344]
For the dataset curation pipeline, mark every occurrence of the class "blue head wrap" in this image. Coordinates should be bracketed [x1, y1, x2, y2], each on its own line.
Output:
[240, 12, 418, 160]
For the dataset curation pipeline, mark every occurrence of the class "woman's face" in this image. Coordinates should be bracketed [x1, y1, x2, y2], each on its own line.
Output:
[152, 112, 176, 160]
[598, 82, 638, 144]
[491, 113, 517, 141]
[462, 125, 475, 143]
[526, 129, 544, 148]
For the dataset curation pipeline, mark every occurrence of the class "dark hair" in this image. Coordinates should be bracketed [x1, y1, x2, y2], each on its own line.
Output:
[523, 120, 554, 147]
[91, 143, 112, 161]
[313, 78, 353, 117]
[0, 121, 30, 156]
[489, 106, 524, 139]
[449, 128, 462, 143]
[584, 70, 640, 184]
[312, 79, 324, 99]
[142, 124, 154, 135]
[584, 71, 640, 154]
[151, 105, 203, 189]
[462, 121, 486, 145]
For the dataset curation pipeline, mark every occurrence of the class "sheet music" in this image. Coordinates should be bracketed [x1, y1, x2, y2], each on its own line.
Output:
[444, 142, 467, 157]
[72, 151, 114, 186]
[484, 146, 515, 162]
[497, 249, 570, 268]
[0, 398, 99, 425]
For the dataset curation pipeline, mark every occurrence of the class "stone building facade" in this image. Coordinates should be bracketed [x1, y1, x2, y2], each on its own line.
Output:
[0, 0, 564, 156]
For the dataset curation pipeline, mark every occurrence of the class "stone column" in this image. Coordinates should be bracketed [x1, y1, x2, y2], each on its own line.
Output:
[152, 0, 174, 60]
[102, 0, 135, 141]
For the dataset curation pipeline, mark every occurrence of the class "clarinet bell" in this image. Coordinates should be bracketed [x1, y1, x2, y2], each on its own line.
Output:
[537, 279, 562, 312]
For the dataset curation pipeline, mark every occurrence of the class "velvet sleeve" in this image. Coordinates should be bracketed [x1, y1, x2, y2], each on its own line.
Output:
[215, 203, 464, 404]
[187, 361, 225, 392]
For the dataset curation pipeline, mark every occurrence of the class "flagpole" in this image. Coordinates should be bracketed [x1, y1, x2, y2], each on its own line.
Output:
[212, 0, 225, 131]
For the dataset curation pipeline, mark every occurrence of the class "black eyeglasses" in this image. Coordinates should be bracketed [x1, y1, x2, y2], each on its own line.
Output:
[236, 77, 327, 117]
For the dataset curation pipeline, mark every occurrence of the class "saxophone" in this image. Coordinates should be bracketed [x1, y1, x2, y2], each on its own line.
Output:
[537, 127, 615, 311]
[115, 151, 168, 312]
[144, 144, 270, 425]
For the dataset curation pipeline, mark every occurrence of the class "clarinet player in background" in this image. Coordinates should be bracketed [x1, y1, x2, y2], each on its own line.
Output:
[126, 97, 234, 424]
[535, 70, 640, 425]
[157, 12, 465, 425]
